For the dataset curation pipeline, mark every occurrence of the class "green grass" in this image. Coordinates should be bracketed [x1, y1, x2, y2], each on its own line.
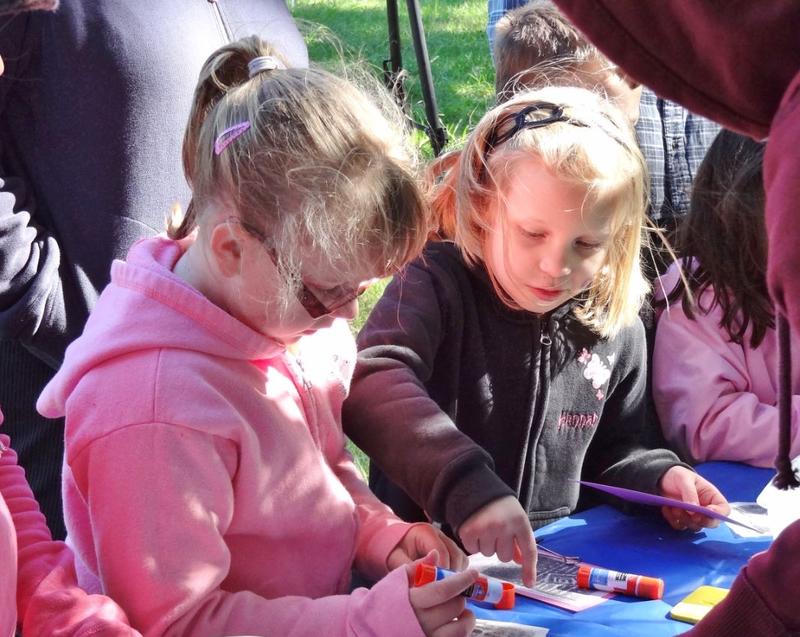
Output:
[293, 0, 493, 329]
[291, 0, 493, 476]
[292, 0, 495, 153]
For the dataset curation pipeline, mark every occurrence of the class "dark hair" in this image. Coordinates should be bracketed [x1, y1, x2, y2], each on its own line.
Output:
[665, 130, 770, 347]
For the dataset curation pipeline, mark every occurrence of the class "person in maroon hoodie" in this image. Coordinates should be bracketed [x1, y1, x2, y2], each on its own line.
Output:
[551, 2, 800, 635]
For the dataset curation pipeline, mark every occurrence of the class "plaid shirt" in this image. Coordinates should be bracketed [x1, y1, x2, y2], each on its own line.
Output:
[636, 88, 720, 223]
[487, 0, 526, 54]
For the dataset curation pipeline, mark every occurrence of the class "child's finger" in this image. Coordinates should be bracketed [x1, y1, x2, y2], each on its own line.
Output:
[696, 477, 731, 514]
[661, 505, 688, 530]
[687, 510, 719, 529]
[431, 608, 476, 637]
[417, 595, 467, 630]
[703, 501, 731, 518]
[478, 533, 499, 557]
[495, 533, 515, 563]
[432, 536, 451, 570]
[410, 568, 479, 610]
[440, 534, 469, 571]
[406, 549, 440, 586]
[675, 478, 701, 507]
[514, 534, 538, 587]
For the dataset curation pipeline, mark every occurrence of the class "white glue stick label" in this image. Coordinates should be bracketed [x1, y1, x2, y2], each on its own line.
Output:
[478, 577, 504, 604]
[589, 568, 628, 592]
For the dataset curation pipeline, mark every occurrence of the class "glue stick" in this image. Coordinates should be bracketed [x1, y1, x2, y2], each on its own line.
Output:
[413, 563, 516, 609]
[576, 564, 664, 600]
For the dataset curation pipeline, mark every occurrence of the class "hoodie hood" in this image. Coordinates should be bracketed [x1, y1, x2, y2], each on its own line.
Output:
[38, 237, 283, 419]
[553, 0, 800, 140]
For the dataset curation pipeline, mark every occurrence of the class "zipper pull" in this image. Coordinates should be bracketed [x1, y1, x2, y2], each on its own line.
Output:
[540, 318, 552, 346]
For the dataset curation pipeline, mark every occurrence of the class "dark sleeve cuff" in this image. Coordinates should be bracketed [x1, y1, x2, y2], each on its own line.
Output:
[434, 461, 516, 532]
[608, 449, 691, 495]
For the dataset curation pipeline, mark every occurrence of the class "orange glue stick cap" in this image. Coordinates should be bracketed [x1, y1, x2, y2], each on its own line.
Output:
[414, 563, 438, 587]
[495, 581, 516, 609]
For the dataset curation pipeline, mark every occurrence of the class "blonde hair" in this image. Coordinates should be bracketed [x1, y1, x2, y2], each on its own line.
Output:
[429, 86, 649, 339]
[169, 36, 429, 310]
[493, 0, 611, 101]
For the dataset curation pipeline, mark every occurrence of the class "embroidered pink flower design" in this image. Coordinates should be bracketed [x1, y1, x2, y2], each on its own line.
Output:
[584, 353, 611, 389]
[577, 348, 614, 400]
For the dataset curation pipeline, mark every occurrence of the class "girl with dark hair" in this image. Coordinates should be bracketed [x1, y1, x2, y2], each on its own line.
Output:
[653, 130, 800, 467]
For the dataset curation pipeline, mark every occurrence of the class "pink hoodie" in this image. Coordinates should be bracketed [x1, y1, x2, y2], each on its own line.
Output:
[37, 236, 424, 637]
[1, 410, 139, 637]
[653, 263, 800, 467]
[0, 427, 16, 637]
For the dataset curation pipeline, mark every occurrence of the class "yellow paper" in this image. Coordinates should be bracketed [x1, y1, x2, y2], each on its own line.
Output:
[669, 586, 730, 624]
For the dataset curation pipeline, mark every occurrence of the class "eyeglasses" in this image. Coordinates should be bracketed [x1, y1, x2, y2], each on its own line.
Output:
[291, 276, 374, 319]
[229, 217, 375, 319]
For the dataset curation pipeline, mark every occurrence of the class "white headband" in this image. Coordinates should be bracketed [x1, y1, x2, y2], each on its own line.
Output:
[247, 56, 285, 78]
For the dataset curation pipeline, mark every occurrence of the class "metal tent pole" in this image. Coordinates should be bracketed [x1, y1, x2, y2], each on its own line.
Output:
[383, 0, 447, 156]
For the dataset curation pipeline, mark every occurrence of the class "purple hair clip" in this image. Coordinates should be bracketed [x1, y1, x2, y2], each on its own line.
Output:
[214, 121, 251, 155]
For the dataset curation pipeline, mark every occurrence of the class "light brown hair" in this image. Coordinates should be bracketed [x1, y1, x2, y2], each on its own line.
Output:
[493, 0, 612, 101]
[169, 35, 429, 309]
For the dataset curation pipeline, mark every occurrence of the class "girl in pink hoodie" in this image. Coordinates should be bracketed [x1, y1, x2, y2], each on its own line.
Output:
[653, 130, 800, 467]
[37, 36, 475, 637]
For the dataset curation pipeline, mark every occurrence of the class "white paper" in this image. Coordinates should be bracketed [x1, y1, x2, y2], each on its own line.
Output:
[472, 619, 549, 636]
[469, 553, 610, 612]
[725, 502, 771, 538]
[756, 455, 800, 538]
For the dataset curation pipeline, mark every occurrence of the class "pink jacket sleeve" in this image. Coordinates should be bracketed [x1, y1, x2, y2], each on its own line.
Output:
[313, 319, 418, 581]
[653, 302, 800, 467]
[69, 425, 424, 637]
[0, 434, 139, 637]
[327, 444, 417, 581]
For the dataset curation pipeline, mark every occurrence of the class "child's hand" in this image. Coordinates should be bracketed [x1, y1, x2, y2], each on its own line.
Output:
[407, 550, 477, 637]
[456, 495, 537, 587]
[658, 466, 731, 531]
[388, 524, 469, 571]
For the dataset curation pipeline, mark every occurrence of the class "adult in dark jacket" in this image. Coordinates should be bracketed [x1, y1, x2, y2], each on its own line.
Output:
[552, 1, 800, 634]
[0, 0, 307, 538]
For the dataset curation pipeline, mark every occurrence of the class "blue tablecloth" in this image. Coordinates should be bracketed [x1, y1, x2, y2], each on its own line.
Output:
[472, 462, 775, 636]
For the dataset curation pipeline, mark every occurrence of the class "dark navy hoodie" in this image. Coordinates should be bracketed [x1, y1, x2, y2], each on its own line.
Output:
[0, 0, 307, 536]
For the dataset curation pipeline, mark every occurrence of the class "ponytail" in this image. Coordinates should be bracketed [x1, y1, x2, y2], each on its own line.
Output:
[165, 34, 428, 314]
[167, 36, 288, 239]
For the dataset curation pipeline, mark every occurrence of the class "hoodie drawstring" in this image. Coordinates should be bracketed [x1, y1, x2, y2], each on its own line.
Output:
[774, 311, 800, 489]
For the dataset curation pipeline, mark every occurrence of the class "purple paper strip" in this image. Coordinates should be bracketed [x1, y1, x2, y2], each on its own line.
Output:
[578, 480, 764, 533]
